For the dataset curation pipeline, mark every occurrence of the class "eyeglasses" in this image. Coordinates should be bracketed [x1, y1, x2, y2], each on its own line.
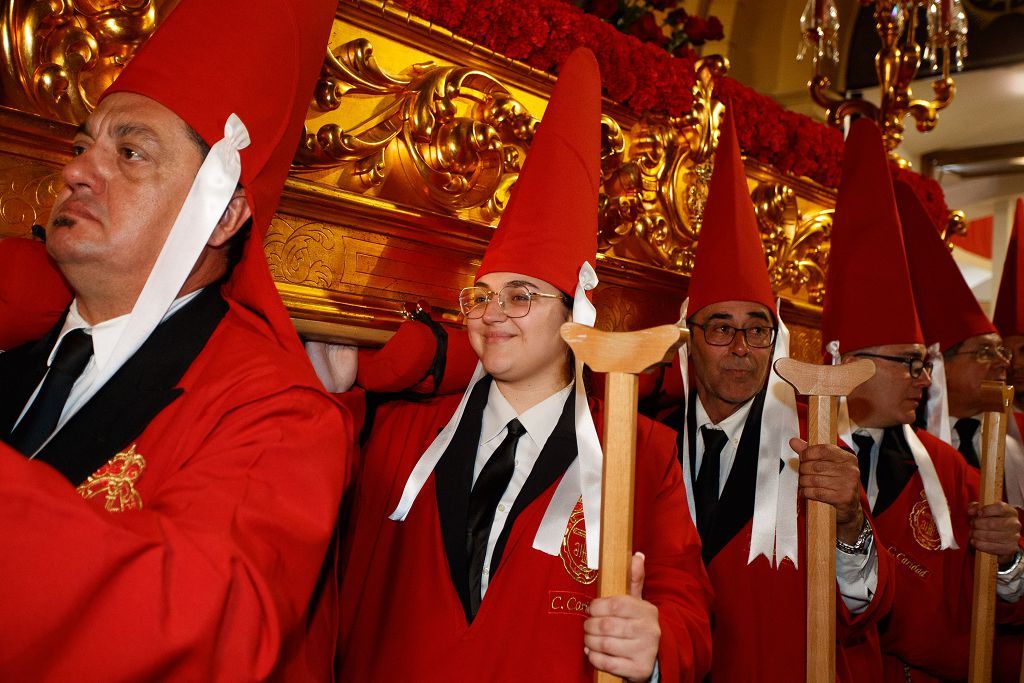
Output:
[853, 352, 933, 378]
[948, 346, 1012, 364]
[689, 322, 777, 348]
[458, 285, 564, 319]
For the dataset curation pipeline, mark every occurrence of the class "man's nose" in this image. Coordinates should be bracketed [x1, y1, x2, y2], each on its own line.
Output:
[61, 146, 107, 195]
[728, 330, 750, 355]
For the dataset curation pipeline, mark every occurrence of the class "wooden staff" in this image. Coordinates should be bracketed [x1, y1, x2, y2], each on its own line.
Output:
[969, 381, 1014, 683]
[772, 357, 875, 683]
[560, 322, 687, 683]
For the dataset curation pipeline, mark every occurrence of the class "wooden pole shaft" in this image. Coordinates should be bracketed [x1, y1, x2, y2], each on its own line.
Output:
[969, 392, 1009, 683]
[806, 394, 837, 683]
[594, 372, 638, 683]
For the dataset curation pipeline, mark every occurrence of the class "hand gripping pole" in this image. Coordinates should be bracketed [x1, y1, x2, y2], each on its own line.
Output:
[560, 322, 687, 683]
[969, 381, 1014, 683]
[772, 357, 875, 683]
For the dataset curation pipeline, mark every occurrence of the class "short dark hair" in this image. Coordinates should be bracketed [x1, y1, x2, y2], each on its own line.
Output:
[185, 124, 211, 159]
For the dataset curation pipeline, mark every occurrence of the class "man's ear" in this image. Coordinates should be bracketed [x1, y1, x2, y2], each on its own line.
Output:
[208, 188, 252, 248]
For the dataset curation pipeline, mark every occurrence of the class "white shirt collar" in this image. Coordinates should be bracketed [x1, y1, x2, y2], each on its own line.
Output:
[847, 417, 884, 445]
[694, 394, 754, 442]
[50, 290, 204, 372]
[481, 380, 574, 452]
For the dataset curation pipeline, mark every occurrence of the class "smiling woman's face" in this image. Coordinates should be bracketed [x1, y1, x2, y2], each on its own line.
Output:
[466, 271, 572, 391]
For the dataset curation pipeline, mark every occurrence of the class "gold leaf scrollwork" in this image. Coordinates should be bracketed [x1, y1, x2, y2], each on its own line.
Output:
[753, 182, 832, 305]
[265, 217, 338, 288]
[598, 56, 726, 273]
[296, 38, 541, 216]
[0, 156, 62, 236]
[0, 0, 170, 123]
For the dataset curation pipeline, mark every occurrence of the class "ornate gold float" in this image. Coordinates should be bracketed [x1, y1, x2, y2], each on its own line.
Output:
[0, 0, 837, 362]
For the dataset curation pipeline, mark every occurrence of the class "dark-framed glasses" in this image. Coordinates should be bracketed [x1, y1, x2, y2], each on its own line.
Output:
[458, 285, 564, 319]
[853, 352, 933, 378]
[689, 322, 777, 348]
[949, 346, 1012, 364]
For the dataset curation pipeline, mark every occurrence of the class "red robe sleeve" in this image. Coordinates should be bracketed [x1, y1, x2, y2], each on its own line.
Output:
[0, 388, 348, 681]
[0, 237, 72, 349]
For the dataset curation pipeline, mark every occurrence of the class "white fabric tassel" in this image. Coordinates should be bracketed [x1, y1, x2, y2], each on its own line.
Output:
[925, 343, 952, 443]
[903, 423, 958, 549]
[748, 305, 800, 567]
[534, 262, 603, 569]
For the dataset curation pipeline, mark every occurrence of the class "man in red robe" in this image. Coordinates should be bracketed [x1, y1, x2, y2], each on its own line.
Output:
[897, 179, 1024, 510]
[0, 1, 352, 680]
[825, 119, 1024, 682]
[658, 109, 893, 681]
[338, 48, 713, 682]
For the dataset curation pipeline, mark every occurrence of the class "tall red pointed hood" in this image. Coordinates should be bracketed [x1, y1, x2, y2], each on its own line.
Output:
[897, 179, 996, 350]
[686, 108, 776, 318]
[995, 198, 1024, 338]
[822, 119, 923, 354]
[476, 48, 600, 296]
[104, 0, 337, 356]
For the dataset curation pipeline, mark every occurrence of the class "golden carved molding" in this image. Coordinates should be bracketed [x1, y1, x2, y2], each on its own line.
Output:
[0, 0, 838, 361]
[0, 155, 61, 236]
[0, 0, 177, 124]
[297, 37, 543, 221]
[599, 56, 726, 272]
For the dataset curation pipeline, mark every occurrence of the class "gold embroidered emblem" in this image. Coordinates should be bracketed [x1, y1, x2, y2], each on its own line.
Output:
[909, 490, 941, 551]
[560, 497, 598, 585]
[76, 444, 146, 513]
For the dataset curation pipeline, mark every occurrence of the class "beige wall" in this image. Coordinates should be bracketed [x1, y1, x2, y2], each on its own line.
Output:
[705, 0, 862, 119]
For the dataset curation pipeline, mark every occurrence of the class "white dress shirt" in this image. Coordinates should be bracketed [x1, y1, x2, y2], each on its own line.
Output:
[850, 421, 1024, 601]
[694, 396, 877, 613]
[14, 290, 203, 457]
[474, 380, 574, 595]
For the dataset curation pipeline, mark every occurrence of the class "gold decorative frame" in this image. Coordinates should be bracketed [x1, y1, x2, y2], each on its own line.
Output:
[0, 0, 836, 356]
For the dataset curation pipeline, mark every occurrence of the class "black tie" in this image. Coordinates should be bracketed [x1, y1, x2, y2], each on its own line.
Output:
[852, 432, 875, 492]
[10, 329, 94, 455]
[466, 418, 526, 619]
[953, 418, 981, 468]
[694, 426, 727, 539]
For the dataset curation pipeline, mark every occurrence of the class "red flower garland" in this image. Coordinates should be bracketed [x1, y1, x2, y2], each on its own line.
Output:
[891, 164, 951, 231]
[390, 0, 947, 215]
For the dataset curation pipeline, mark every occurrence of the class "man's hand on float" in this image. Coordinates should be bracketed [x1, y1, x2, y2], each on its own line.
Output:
[968, 501, 1022, 565]
[584, 552, 660, 682]
[304, 341, 358, 394]
[791, 438, 865, 544]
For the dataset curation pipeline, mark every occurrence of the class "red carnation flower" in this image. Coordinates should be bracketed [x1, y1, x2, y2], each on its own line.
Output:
[704, 16, 724, 41]
[666, 8, 687, 25]
[588, 0, 620, 19]
[626, 12, 667, 46]
[684, 15, 707, 45]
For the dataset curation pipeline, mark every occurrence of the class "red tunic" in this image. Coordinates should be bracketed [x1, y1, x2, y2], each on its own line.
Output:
[874, 428, 1024, 681]
[0, 238, 71, 350]
[0, 300, 351, 681]
[705, 512, 894, 681]
[673, 397, 894, 682]
[338, 390, 713, 682]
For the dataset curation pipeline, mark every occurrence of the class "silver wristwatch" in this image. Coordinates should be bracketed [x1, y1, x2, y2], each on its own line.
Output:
[836, 518, 873, 555]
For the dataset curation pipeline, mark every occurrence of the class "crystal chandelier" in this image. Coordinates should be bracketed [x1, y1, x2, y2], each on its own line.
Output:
[797, 0, 968, 166]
